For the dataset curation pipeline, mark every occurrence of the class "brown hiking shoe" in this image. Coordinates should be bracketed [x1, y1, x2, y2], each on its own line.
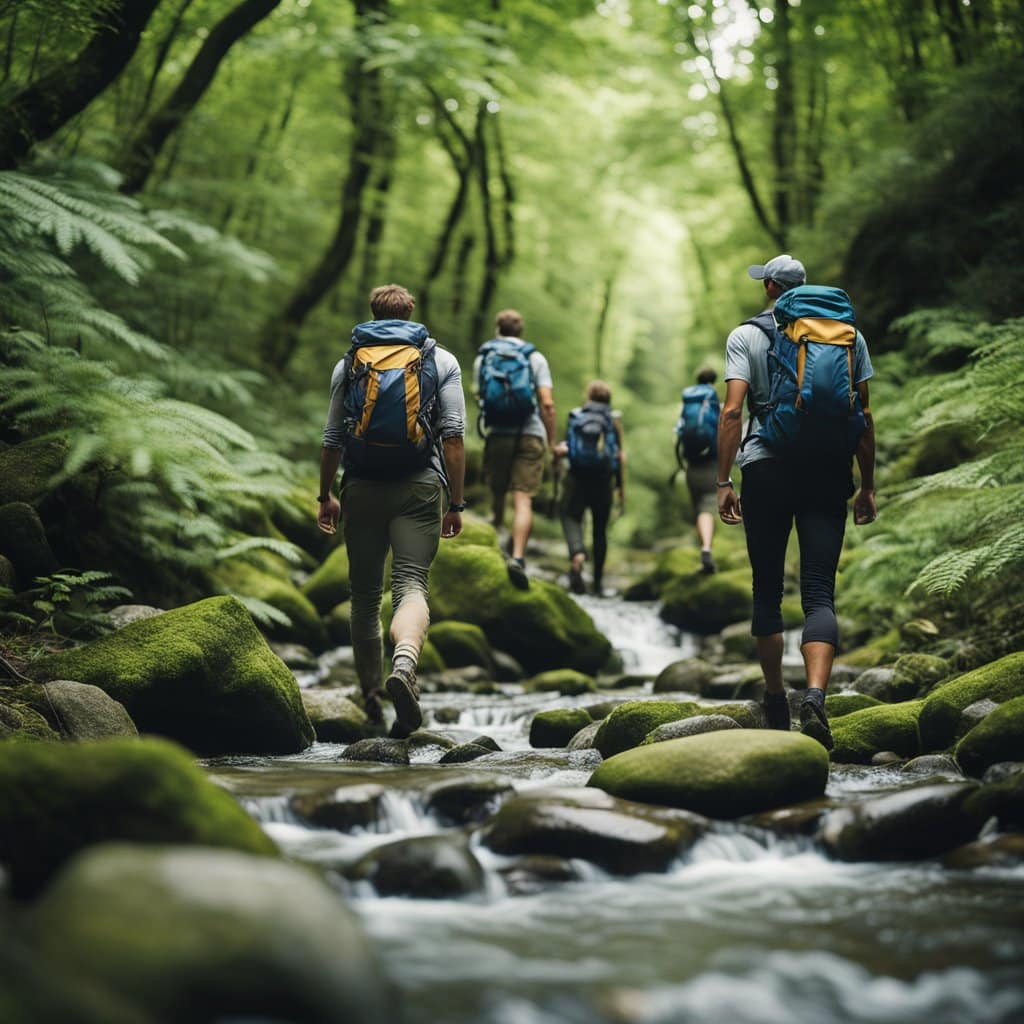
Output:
[385, 666, 422, 738]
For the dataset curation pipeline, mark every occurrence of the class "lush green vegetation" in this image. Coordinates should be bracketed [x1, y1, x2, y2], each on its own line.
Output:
[0, 0, 1022, 647]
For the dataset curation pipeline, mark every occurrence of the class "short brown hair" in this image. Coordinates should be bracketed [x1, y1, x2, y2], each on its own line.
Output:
[696, 366, 717, 385]
[586, 379, 612, 404]
[496, 308, 524, 337]
[370, 284, 415, 320]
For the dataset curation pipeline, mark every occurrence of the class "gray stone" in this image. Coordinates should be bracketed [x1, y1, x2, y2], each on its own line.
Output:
[302, 690, 374, 744]
[646, 714, 742, 744]
[439, 742, 492, 764]
[491, 649, 525, 681]
[719, 621, 756, 660]
[961, 698, 999, 732]
[982, 761, 1024, 784]
[652, 658, 714, 694]
[745, 797, 833, 837]
[901, 754, 962, 778]
[341, 738, 409, 765]
[943, 834, 1024, 870]
[432, 705, 461, 724]
[42, 681, 137, 741]
[468, 733, 501, 751]
[270, 643, 319, 671]
[349, 834, 485, 898]
[853, 667, 899, 700]
[870, 751, 904, 765]
[567, 720, 602, 751]
[290, 784, 387, 832]
[106, 605, 164, 630]
[424, 776, 515, 824]
[29, 844, 394, 1024]
[500, 854, 580, 894]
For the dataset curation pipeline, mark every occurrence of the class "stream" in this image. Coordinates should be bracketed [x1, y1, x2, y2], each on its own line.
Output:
[206, 596, 1024, 1024]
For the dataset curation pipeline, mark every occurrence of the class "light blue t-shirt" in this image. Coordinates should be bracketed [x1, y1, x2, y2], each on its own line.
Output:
[725, 312, 873, 469]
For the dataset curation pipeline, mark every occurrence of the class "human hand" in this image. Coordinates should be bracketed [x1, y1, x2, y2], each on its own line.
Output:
[441, 510, 463, 538]
[553, 442, 568, 459]
[853, 489, 877, 526]
[718, 486, 742, 524]
[616, 488, 626, 514]
[317, 495, 341, 535]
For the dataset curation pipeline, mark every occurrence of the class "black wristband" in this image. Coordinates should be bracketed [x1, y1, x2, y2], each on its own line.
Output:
[317, 494, 330, 503]
[449, 502, 467, 513]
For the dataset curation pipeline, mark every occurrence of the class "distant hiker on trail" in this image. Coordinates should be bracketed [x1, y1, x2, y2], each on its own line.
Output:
[674, 367, 721, 574]
[473, 308, 556, 589]
[717, 254, 877, 750]
[554, 380, 625, 596]
[318, 284, 466, 738]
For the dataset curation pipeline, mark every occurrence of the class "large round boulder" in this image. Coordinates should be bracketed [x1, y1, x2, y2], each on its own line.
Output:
[0, 738, 276, 896]
[301, 544, 351, 614]
[348, 833, 485, 898]
[28, 844, 394, 1024]
[32, 596, 314, 756]
[829, 700, 924, 764]
[523, 669, 596, 696]
[824, 692, 883, 719]
[589, 730, 829, 819]
[659, 568, 752, 634]
[652, 658, 715, 694]
[0, 438, 67, 506]
[37, 681, 137, 741]
[594, 700, 700, 757]
[530, 708, 593, 748]
[955, 695, 1024, 777]
[301, 690, 375, 743]
[0, 501, 58, 581]
[427, 620, 495, 672]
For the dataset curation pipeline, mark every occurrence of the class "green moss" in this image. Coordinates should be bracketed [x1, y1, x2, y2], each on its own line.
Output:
[427, 621, 494, 671]
[892, 653, 950, 694]
[0, 554, 16, 590]
[32, 596, 314, 756]
[594, 700, 700, 757]
[0, 501, 58, 581]
[589, 730, 829, 819]
[301, 545, 351, 615]
[0, 693, 60, 742]
[0, 438, 67, 506]
[213, 559, 326, 650]
[523, 669, 596, 696]
[840, 628, 902, 668]
[450, 515, 498, 549]
[660, 568, 752, 634]
[919, 653, 1024, 752]
[529, 708, 593, 748]
[429, 543, 610, 674]
[417, 638, 446, 674]
[956, 695, 1024, 777]
[825, 693, 883, 719]
[830, 700, 924, 764]
[0, 737, 277, 896]
[325, 601, 352, 646]
[780, 597, 804, 629]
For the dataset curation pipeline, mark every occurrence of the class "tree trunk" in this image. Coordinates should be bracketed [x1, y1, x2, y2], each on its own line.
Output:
[2, 8, 18, 84]
[451, 232, 476, 321]
[135, 0, 196, 124]
[260, 0, 388, 372]
[468, 104, 500, 347]
[357, 125, 398, 303]
[771, 0, 795, 233]
[593, 266, 618, 379]
[0, 0, 161, 168]
[120, 0, 281, 195]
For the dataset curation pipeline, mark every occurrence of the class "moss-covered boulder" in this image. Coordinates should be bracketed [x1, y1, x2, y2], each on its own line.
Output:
[963, 770, 1024, 832]
[830, 700, 924, 764]
[348, 834, 485, 898]
[481, 787, 703, 874]
[955, 695, 1024, 777]
[919, 653, 1024, 752]
[825, 693, 883, 719]
[523, 669, 596, 696]
[429, 542, 610, 674]
[0, 554, 16, 590]
[589, 730, 829, 819]
[529, 708, 593, 748]
[291, 783, 387, 832]
[0, 438, 67, 506]
[652, 658, 714, 694]
[418, 638, 446, 674]
[439, 741, 494, 764]
[0, 501, 58, 582]
[38, 680, 137, 741]
[450, 514, 499, 548]
[214, 560, 326, 651]
[32, 596, 314, 756]
[427, 620, 494, 672]
[644, 714, 741, 743]
[301, 690, 375, 743]
[301, 545, 351, 615]
[0, 738, 276, 896]
[28, 844, 394, 1024]
[892, 653, 951, 695]
[341, 737, 409, 765]
[0, 690, 60, 742]
[325, 601, 352, 646]
[659, 568, 752, 634]
[594, 701, 700, 757]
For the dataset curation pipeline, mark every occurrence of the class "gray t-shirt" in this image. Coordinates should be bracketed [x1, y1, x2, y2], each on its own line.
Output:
[322, 344, 465, 484]
[472, 336, 553, 441]
[725, 311, 874, 469]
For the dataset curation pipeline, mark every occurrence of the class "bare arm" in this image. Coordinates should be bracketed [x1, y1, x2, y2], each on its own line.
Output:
[317, 446, 342, 534]
[717, 378, 748, 524]
[853, 381, 877, 525]
[441, 436, 465, 538]
[536, 385, 556, 448]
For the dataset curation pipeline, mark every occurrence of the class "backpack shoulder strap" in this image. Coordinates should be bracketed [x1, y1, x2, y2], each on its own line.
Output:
[743, 311, 777, 340]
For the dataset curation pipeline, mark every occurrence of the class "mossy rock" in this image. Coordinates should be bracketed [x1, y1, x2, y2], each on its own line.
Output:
[0, 554, 16, 590]
[529, 708, 593, 748]
[325, 601, 352, 646]
[839, 627, 902, 668]
[429, 543, 610, 674]
[348, 834, 485, 898]
[0, 501, 58, 581]
[919, 653, 1024, 752]
[892, 653, 951, 695]
[659, 568, 752, 635]
[523, 669, 596, 696]
[0, 737, 277, 897]
[652, 658, 714, 694]
[830, 700, 924, 764]
[32, 596, 314, 756]
[825, 693, 883, 719]
[418, 638, 446, 674]
[0, 438, 67, 506]
[594, 701, 700, 757]
[780, 597, 805, 629]
[0, 692, 60, 743]
[963, 770, 1024, 832]
[956, 695, 1024, 777]
[450, 514, 499, 549]
[427, 621, 494, 672]
[301, 545, 351, 615]
[589, 730, 829, 819]
[301, 690, 375, 743]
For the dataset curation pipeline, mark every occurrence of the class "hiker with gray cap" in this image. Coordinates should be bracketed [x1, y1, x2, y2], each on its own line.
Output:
[716, 255, 877, 750]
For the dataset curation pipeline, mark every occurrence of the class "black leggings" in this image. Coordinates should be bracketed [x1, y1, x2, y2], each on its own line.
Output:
[740, 459, 851, 647]
[561, 469, 613, 585]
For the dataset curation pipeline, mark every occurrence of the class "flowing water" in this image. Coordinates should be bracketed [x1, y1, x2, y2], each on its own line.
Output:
[207, 598, 1024, 1024]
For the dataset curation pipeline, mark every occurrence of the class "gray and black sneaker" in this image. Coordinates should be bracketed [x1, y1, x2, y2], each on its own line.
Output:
[568, 564, 585, 595]
[762, 691, 791, 731]
[385, 665, 422, 738]
[700, 549, 717, 575]
[799, 694, 834, 750]
[506, 556, 530, 591]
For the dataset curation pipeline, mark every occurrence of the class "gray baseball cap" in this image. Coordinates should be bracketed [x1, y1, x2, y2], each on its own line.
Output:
[748, 254, 806, 289]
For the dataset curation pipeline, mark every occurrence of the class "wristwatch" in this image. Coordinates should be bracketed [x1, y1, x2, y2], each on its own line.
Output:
[317, 494, 330, 502]
[716, 479, 734, 489]
[449, 502, 467, 513]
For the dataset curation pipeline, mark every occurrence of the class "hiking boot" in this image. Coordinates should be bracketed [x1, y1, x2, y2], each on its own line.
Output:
[593, 578, 606, 597]
[700, 549, 717, 574]
[385, 665, 422, 738]
[568, 564, 585, 595]
[506, 556, 529, 590]
[799, 693, 834, 750]
[762, 691, 791, 731]
[362, 687, 385, 727]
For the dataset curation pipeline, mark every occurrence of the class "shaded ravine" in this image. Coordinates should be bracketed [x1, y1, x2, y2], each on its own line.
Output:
[206, 596, 1024, 1024]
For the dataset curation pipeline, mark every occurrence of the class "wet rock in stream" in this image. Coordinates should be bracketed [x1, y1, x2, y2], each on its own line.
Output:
[291, 783, 389, 831]
[348, 833, 486, 898]
[341, 738, 410, 765]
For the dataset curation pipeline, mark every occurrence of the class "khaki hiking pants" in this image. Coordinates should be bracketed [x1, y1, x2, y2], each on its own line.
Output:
[342, 475, 445, 697]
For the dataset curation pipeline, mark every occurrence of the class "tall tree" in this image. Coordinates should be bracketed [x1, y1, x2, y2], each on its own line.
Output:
[119, 0, 282, 195]
[0, 0, 161, 168]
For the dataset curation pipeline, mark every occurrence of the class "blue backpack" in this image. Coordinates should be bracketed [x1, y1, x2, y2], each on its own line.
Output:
[567, 402, 619, 472]
[339, 320, 439, 478]
[477, 338, 536, 433]
[675, 383, 720, 465]
[744, 285, 866, 458]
